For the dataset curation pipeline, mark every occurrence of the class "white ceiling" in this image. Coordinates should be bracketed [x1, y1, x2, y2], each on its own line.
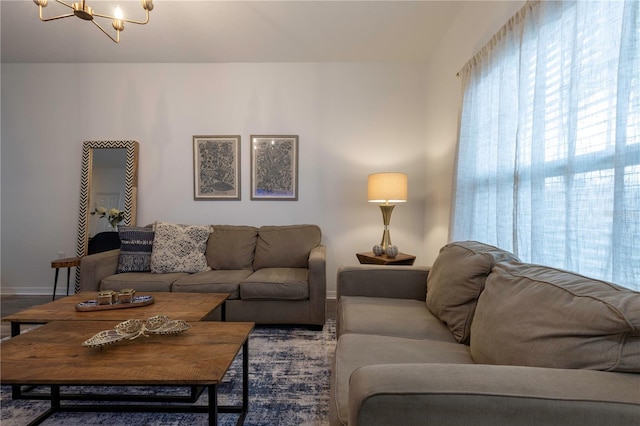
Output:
[1, 0, 465, 63]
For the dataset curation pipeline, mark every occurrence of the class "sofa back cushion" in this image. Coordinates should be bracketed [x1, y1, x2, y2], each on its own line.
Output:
[471, 261, 640, 372]
[253, 225, 321, 270]
[426, 241, 520, 344]
[206, 225, 258, 270]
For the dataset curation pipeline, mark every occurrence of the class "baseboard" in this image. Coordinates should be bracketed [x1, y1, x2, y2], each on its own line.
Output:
[1, 286, 57, 297]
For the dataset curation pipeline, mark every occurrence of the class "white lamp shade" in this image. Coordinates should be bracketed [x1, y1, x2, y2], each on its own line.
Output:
[368, 172, 408, 203]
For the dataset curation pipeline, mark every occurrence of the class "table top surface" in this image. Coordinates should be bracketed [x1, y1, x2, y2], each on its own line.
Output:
[1, 320, 254, 385]
[51, 256, 82, 268]
[2, 292, 229, 323]
[356, 251, 416, 265]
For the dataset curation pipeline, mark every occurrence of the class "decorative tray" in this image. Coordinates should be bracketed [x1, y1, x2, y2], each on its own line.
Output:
[83, 315, 191, 348]
[75, 295, 154, 312]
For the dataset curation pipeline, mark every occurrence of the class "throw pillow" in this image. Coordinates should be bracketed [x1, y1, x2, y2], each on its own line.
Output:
[471, 261, 640, 372]
[116, 226, 154, 273]
[150, 222, 211, 274]
[426, 241, 520, 344]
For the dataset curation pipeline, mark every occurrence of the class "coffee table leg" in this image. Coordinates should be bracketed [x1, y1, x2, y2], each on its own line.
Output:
[209, 384, 218, 426]
[51, 385, 61, 413]
[11, 319, 24, 399]
[243, 339, 249, 418]
[216, 338, 249, 425]
[23, 385, 59, 426]
[11, 321, 20, 337]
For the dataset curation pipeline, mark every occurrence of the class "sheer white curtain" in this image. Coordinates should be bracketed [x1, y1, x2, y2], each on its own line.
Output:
[453, 0, 639, 290]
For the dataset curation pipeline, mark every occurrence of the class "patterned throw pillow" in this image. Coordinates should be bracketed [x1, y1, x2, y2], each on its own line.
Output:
[116, 226, 155, 273]
[150, 222, 211, 274]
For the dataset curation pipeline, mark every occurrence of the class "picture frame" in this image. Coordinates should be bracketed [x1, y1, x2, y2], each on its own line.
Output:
[193, 135, 241, 200]
[250, 135, 299, 201]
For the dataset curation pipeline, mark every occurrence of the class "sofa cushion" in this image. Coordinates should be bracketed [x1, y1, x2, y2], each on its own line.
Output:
[240, 268, 309, 300]
[206, 225, 258, 270]
[253, 225, 321, 270]
[171, 269, 254, 299]
[101, 272, 187, 292]
[150, 222, 211, 274]
[338, 296, 456, 342]
[116, 226, 154, 273]
[471, 261, 640, 372]
[426, 241, 519, 344]
[332, 333, 474, 426]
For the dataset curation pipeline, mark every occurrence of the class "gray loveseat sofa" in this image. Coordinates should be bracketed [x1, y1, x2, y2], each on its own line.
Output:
[80, 224, 326, 327]
[330, 241, 640, 425]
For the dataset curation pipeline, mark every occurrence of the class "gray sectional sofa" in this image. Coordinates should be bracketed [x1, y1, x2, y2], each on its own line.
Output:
[330, 241, 640, 426]
[80, 224, 326, 327]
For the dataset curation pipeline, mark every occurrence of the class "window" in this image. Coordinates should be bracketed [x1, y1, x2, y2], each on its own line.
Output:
[453, 0, 639, 290]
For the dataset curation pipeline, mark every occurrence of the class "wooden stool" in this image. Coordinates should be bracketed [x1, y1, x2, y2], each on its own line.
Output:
[51, 256, 82, 300]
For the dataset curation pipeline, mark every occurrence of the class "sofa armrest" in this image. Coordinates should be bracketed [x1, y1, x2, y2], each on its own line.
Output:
[337, 265, 429, 301]
[348, 364, 640, 426]
[308, 244, 327, 324]
[79, 249, 120, 292]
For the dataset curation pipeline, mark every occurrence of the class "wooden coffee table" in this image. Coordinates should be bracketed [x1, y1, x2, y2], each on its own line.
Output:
[2, 292, 229, 337]
[1, 320, 254, 426]
[2, 292, 229, 403]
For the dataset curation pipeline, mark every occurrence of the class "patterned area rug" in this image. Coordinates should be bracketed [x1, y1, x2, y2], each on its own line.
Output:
[1, 320, 336, 425]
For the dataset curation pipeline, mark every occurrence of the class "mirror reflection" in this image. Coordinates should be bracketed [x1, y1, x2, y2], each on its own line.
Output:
[89, 148, 128, 236]
[76, 141, 138, 290]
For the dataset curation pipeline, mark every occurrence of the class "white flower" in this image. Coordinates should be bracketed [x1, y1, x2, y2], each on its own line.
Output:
[91, 207, 125, 229]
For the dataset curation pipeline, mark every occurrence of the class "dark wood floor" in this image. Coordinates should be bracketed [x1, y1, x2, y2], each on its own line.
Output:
[1, 295, 336, 339]
[1, 295, 51, 339]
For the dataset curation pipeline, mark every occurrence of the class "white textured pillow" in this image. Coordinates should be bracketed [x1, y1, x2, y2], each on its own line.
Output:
[150, 222, 211, 273]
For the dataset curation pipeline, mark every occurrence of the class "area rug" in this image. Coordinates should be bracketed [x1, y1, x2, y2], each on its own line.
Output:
[1, 320, 336, 425]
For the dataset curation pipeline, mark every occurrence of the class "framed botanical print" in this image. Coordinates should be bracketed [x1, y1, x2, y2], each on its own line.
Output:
[193, 135, 241, 200]
[250, 135, 298, 201]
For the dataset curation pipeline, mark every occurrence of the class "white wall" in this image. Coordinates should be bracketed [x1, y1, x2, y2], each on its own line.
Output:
[0, 0, 525, 297]
[1, 62, 428, 296]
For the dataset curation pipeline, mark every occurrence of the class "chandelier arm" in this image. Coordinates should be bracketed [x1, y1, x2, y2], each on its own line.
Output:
[34, 0, 150, 42]
[93, 10, 150, 25]
[91, 19, 119, 43]
[38, 6, 74, 21]
[54, 0, 74, 9]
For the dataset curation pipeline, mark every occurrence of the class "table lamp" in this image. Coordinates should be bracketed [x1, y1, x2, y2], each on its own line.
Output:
[367, 172, 407, 250]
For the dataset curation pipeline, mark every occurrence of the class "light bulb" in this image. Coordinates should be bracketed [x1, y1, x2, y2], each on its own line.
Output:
[114, 6, 123, 20]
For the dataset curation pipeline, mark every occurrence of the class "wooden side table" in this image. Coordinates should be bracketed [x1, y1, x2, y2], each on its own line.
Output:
[356, 251, 416, 266]
[51, 256, 82, 300]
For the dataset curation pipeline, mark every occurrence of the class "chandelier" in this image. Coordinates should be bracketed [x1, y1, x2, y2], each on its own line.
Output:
[33, 0, 154, 43]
